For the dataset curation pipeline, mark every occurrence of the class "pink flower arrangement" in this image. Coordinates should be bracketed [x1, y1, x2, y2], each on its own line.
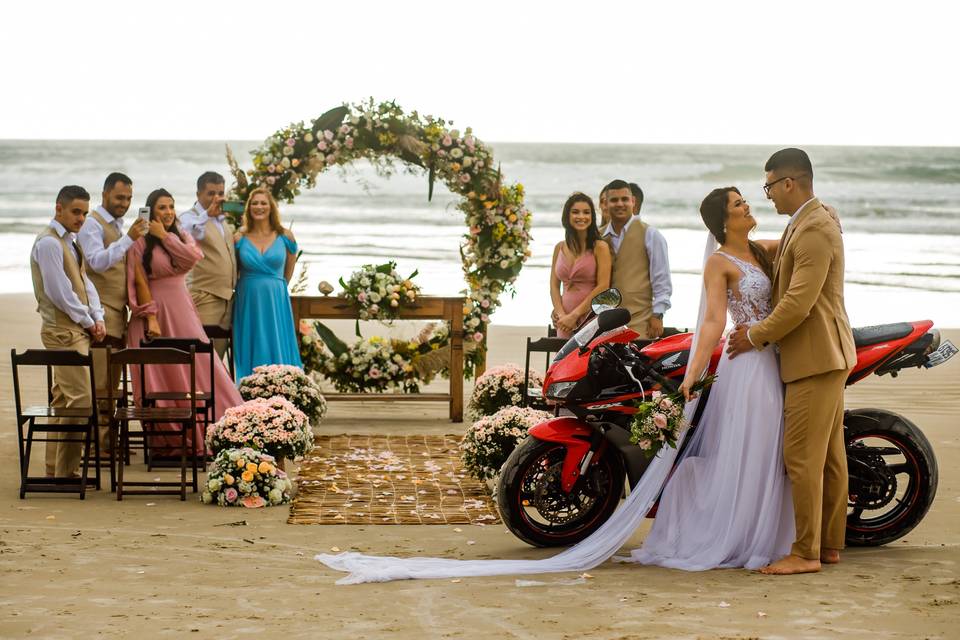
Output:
[201, 448, 293, 508]
[238, 364, 327, 425]
[206, 396, 314, 460]
[460, 406, 552, 481]
[467, 363, 543, 419]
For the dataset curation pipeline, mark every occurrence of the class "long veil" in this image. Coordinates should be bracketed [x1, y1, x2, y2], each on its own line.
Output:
[316, 234, 719, 584]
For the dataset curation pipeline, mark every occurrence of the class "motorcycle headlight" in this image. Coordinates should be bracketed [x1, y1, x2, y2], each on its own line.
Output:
[546, 381, 577, 399]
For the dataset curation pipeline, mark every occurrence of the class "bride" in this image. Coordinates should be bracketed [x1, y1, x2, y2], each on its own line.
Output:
[317, 186, 794, 583]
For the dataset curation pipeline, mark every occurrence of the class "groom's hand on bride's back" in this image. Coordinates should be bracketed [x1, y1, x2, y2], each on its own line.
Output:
[726, 324, 754, 359]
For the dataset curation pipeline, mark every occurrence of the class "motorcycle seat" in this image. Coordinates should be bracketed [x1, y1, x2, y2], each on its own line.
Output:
[852, 322, 914, 349]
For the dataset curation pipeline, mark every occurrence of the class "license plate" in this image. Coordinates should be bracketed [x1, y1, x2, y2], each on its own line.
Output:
[924, 340, 957, 369]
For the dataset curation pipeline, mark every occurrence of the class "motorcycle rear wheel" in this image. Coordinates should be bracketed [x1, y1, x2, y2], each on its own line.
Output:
[845, 409, 938, 547]
[497, 436, 625, 548]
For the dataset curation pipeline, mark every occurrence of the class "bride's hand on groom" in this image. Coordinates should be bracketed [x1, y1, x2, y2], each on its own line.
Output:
[726, 324, 754, 359]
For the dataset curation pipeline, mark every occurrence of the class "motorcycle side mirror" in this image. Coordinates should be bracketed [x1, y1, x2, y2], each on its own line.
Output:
[597, 307, 630, 332]
[591, 288, 622, 315]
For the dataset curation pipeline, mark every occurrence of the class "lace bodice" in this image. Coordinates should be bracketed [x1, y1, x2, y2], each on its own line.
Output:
[716, 251, 772, 325]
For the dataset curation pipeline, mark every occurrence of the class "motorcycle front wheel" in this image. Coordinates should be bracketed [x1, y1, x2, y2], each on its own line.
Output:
[845, 408, 938, 546]
[497, 436, 625, 548]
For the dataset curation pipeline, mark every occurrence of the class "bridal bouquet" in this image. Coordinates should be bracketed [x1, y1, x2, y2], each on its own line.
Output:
[460, 406, 552, 482]
[629, 376, 716, 459]
[238, 364, 327, 425]
[201, 448, 294, 508]
[340, 261, 421, 321]
[467, 363, 543, 419]
[206, 396, 314, 460]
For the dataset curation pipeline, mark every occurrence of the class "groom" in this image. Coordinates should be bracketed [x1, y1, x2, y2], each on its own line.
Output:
[727, 148, 856, 575]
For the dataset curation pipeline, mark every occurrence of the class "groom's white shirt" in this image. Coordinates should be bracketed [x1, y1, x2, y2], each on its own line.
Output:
[746, 197, 816, 349]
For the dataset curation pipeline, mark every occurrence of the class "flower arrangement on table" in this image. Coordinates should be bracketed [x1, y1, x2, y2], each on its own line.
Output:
[238, 364, 327, 425]
[299, 320, 450, 393]
[340, 261, 420, 322]
[206, 396, 314, 461]
[629, 376, 716, 458]
[201, 448, 294, 508]
[467, 363, 543, 419]
[224, 98, 533, 376]
[460, 406, 552, 482]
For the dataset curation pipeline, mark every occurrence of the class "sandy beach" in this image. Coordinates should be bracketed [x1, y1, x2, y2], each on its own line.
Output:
[1, 291, 957, 639]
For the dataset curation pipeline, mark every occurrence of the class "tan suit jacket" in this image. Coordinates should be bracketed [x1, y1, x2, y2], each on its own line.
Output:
[750, 198, 857, 383]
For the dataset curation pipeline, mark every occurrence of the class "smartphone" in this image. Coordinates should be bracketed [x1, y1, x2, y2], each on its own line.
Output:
[138, 207, 151, 223]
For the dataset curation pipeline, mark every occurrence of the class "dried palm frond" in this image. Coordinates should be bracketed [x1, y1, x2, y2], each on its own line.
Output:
[225, 144, 249, 193]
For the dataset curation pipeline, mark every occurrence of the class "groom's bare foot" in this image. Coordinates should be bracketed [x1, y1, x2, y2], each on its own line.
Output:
[759, 554, 821, 575]
[820, 548, 841, 564]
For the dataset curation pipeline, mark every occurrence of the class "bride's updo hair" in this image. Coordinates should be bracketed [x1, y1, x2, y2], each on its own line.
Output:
[700, 186, 773, 279]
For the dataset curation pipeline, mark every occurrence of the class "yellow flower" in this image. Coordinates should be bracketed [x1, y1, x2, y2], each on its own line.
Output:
[236, 459, 245, 468]
[246, 462, 258, 473]
[508, 213, 517, 223]
[241, 470, 254, 482]
[224, 473, 235, 485]
[258, 461, 274, 474]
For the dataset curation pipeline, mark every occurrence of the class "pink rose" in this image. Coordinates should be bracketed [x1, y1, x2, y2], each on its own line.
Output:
[285, 138, 296, 147]
[638, 438, 652, 450]
[242, 495, 266, 508]
[442, 135, 452, 146]
[369, 368, 381, 379]
[459, 174, 471, 184]
[345, 136, 354, 149]
[659, 397, 673, 410]
[317, 141, 328, 151]
[323, 130, 334, 141]
[653, 413, 668, 429]
[357, 292, 367, 303]
[472, 332, 484, 342]
[480, 299, 490, 309]
[224, 487, 239, 503]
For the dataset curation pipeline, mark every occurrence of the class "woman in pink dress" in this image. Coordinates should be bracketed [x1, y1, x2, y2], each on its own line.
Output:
[550, 192, 612, 338]
[126, 188, 243, 455]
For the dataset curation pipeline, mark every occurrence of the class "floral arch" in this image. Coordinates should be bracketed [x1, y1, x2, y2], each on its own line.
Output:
[225, 99, 532, 376]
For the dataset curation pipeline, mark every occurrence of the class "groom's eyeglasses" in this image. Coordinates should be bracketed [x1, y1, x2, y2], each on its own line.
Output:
[763, 174, 809, 196]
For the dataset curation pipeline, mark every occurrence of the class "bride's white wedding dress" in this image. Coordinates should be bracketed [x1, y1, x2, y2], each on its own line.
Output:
[625, 251, 794, 570]
[316, 249, 793, 583]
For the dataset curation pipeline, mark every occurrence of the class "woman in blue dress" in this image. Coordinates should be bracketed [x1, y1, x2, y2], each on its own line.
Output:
[232, 186, 303, 381]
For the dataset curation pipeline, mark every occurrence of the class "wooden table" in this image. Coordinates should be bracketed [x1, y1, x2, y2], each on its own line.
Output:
[291, 296, 468, 422]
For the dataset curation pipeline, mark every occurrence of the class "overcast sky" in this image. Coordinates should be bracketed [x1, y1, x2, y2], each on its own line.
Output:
[4, 0, 958, 146]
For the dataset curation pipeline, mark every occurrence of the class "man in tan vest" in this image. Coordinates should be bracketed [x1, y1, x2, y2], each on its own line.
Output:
[31, 186, 106, 477]
[728, 148, 857, 575]
[78, 172, 147, 452]
[599, 179, 672, 338]
[180, 171, 237, 360]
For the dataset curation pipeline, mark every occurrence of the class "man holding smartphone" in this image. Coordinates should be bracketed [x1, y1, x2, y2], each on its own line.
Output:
[77, 172, 147, 454]
[180, 171, 237, 360]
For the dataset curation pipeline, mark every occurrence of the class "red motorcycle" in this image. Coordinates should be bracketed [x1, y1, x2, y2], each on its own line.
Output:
[497, 289, 957, 548]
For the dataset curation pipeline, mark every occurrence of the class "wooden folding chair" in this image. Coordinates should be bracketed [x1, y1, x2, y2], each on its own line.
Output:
[11, 348, 99, 499]
[202, 324, 235, 380]
[107, 346, 198, 501]
[522, 328, 568, 409]
[140, 337, 216, 468]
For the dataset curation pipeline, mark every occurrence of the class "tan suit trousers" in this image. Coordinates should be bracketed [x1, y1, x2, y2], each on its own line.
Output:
[92, 341, 123, 452]
[192, 290, 232, 360]
[783, 367, 849, 559]
[40, 326, 92, 477]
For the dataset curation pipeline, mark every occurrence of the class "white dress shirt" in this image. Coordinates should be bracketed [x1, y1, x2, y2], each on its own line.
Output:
[180, 201, 227, 242]
[32, 220, 104, 328]
[77, 205, 134, 273]
[602, 216, 673, 315]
